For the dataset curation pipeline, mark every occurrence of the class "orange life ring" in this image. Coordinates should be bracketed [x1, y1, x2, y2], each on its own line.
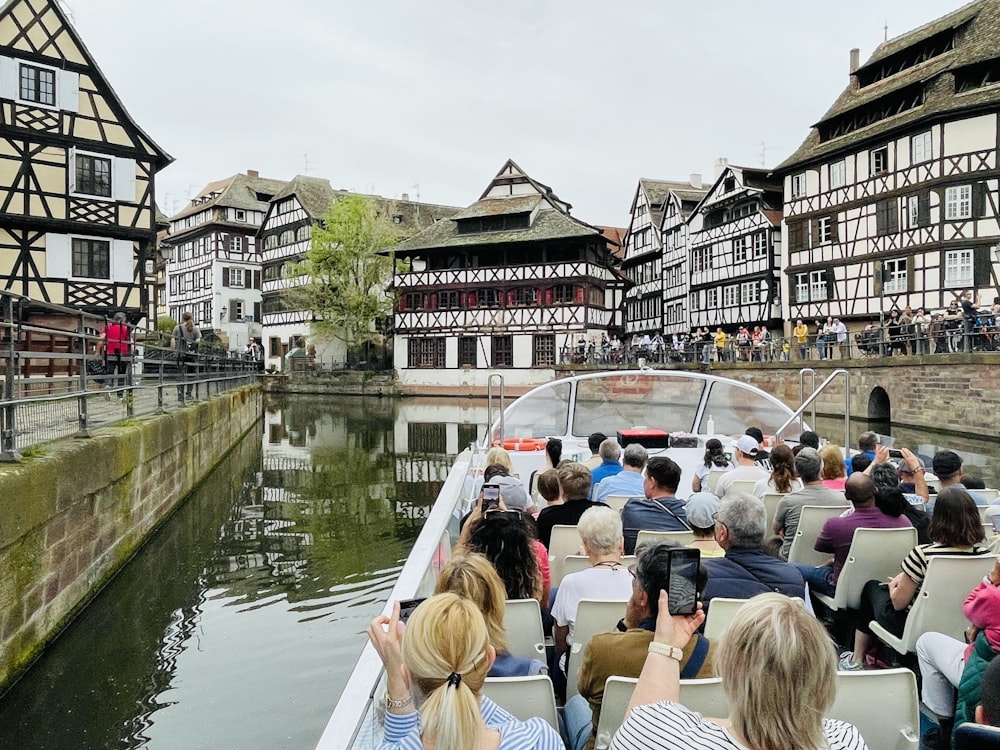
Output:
[500, 438, 548, 451]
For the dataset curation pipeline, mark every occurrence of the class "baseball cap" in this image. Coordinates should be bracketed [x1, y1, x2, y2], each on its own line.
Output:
[685, 492, 721, 529]
[494, 475, 530, 510]
[734, 435, 759, 457]
[932, 450, 962, 479]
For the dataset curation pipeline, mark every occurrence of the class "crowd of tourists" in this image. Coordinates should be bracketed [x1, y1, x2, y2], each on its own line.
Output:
[366, 428, 1000, 750]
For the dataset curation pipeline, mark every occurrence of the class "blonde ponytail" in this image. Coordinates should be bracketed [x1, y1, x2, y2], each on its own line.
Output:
[402, 593, 490, 750]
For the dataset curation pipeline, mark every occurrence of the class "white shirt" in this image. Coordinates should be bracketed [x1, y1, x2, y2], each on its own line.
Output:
[550, 565, 632, 644]
[714, 464, 770, 500]
[752, 476, 803, 498]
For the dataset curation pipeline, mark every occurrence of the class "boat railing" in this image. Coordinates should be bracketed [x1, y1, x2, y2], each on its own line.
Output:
[798, 368, 817, 428]
[314, 452, 473, 750]
[486, 372, 504, 442]
[777, 368, 850, 448]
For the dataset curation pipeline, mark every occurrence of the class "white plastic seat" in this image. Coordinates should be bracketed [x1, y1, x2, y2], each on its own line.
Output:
[603, 494, 637, 514]
[813, 527, 918, 612]
[679, 677, 729, 718]
[979, 488, 1000, 503]
[702, 597, 749, 641]
[548, 524, 582, 587]
[870, 555, 995, 655]
[566, 598, 628, 699]
[706, 469, 727, 494]
[502, 598, 545, 661]
[594, 676, 637, 749]
[760, 492, 786, 525]
[830, 668, 919, 750]
[482, 675, 559, 731]
[635, 529, 695, 549]
[723, 479, 759, 499]
[562, 555, 636, 580]
[786, 505, 850, 567]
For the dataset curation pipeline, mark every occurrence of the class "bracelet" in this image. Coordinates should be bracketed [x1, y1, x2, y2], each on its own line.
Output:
[385, 693, 413, 710]
[647, 641, 684, 661]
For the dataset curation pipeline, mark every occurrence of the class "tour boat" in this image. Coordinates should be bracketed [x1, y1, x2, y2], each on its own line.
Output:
[315, 369, 805, 749]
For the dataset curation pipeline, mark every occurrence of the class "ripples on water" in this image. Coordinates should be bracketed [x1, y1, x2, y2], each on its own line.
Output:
[0, 395, 473, 750]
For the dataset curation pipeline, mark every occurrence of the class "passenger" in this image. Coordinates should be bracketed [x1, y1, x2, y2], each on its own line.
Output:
[594, 443, 647, 504]
[620, 457, 687, 555]
[582, 433, 607, 471]
[590, 438, 623, 494]
[534, 469, 562, 513]
[714, 436, 768, 500]
[484, 446, 514, 475]
[915, 558, 1000, 748]
[535, 463, 609, 549]
[701, 493, 806, 612]
[773, 448, 847, 560]
[844, 431, 877, 476]
[819, 444, 847, 491]
[466, 509, 546, 607]
[367, 593, 563, 750]
[552, 507, 633, 700]
[850, 453, 872, 474]
[528, 439, 562, 507]
[744, 427, 771, 469]
[799, 430, 821, 449]
[840, 487, 991, 671]
[691, 438, 732, 494]
[435, 554, 546, 677]
[931, 450, 987, 507]
[792, 473, 912, 597]
[752, 444, 802, 498]
[610, 592, 868, 750]
[684, 493, 724, 558]
[871, 466, 930, 544]
[570, 540, 715, 750]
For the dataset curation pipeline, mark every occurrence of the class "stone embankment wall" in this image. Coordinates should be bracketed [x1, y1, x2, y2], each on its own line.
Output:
[263, 370, 396, 396]
[0, 386, 262, 690]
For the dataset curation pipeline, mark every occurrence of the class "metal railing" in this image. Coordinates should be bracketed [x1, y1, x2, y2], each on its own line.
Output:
[776, 368, 851, 449]
[0, 292, 261, 461]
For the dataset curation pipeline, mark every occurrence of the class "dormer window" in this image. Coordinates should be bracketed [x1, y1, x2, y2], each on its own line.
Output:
[20, 63, 54, 106]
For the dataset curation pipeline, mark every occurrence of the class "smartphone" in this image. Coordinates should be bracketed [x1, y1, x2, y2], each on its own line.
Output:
[398, 597, 426, 623]
[992, 515, 1000, 534]
[667, 548, 700, 616]
[482, 483, 501, 511]
[888, 449, 904, 459]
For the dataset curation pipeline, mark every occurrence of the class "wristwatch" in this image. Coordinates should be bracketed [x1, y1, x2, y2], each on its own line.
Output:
[647, 641, 684, 661]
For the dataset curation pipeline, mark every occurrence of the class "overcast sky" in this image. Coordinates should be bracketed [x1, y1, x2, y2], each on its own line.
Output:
[66, 0, 960, 227]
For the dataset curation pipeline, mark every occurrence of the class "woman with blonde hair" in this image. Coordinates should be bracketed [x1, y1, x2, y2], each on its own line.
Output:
[436, 554, 546, 677]
[611, 592, 868, 750]
[368, 593, 563, 750]
[819, 444, 847, 491]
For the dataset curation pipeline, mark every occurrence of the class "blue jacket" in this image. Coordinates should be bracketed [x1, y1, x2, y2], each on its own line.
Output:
[701, 546, 806, 610]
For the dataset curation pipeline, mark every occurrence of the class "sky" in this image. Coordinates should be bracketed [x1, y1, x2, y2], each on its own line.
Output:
[64, 0, 964, 227]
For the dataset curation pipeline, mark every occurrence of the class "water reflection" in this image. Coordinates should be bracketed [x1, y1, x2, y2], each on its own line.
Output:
[0, 395, 488, 750]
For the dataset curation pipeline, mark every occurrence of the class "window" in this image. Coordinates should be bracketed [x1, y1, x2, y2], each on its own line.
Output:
[875, 199, 899, 235]
[733, 236, 750, 262]
[790, 173, 806, 198]
[871, 146, 889, 175]
[908, 196, 920, 228]
[553, 284, 575, 304]
[515, 287, 538, 305]
[269, 337, 281, 357]
[492, 336, 513, 368]
[691, 248, 713, 273]
[706, 288, 719, 308]
[911, 131, 933, 163]
[392, 215, 403, 224]
[689, 291, 699, 310]
[794, 274, 810, 303]
[75, 153, 112, 198]
[19, 63, 55, 106]
[478, 289, 500, 308]
[296, 225, 311, 242]
[228, 299, 244, 321]
[263, 235, 278, 250]
[533, 334, 556, 366]
[817, 217, 832, 244]
[795, 271, 828, 302]
[227, 268, 245, 287]
[458, 337, 477, 367]
[234, 209, 247, 222]
[829, 160, 846, 188]
[944, 249, 974, 287]
[945, 185, 972, 220]
[229, 235, 243, 254]
[753, 232, 767, 257]
[723, 285, 737, 307]
[71, 238, 110, 279]
[741, 281, 761, 304]
[408, 338, 446, 368]
[401, 292, 424, 310]
[279, 230, 295, 245]
[277, 198, 295, 214]
[437, 290, 461, 308]
[882, 259, 908, 294]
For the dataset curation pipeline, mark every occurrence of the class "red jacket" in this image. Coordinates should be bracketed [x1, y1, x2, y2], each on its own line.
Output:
[104, 323, 129, 355]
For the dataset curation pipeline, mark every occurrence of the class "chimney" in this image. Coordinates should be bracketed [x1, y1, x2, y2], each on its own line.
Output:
[850, 48, 860, 74]
[714, 157, 729, 179]
[402, 192, 409, 202]
[689, 173, 702, 190]
[247, 169, 259, 178]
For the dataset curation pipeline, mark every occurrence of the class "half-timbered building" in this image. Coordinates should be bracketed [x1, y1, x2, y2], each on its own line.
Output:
[776, 0, 1000, 330]
[392, 159, 626, 392]
[0, 0, 170, 323]
[163, 171, 285, 350]
[622, 179, 671, 337]
[659, 178, 709, 334]
[258, 175, 458, 369]
[686, 161, 783, 330]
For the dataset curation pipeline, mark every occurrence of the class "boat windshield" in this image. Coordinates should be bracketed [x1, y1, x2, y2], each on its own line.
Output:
[700, 380, 803, 441]
[573, 373, 704, 436]
[492, 379, 572, 441]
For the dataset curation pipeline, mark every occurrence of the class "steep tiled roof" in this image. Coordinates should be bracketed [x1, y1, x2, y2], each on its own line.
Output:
[599, 226, 627, 259]
[170, 172, 287, 221]
[451, 196, 541, 220]
[395, 208, 599, 252]
[778, 0, 1000, 170]
[271, 175, 338, 219]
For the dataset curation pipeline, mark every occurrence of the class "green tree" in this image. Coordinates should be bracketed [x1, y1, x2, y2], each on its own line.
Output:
[289, 195, 401, 354]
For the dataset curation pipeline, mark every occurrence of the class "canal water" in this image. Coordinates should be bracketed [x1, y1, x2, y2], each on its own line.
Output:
[0, 395, 488, 750]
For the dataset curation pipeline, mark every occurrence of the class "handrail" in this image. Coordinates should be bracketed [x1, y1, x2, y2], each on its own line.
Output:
[798, 368, 816, 427]
[776, 368, 850, 449]
[486, 372, 504, 443]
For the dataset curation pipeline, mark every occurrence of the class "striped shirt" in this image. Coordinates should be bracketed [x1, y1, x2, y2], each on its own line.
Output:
[900, 542, 992, 589]
[610, 701, 868, 750]
[379, 696, 563, 750]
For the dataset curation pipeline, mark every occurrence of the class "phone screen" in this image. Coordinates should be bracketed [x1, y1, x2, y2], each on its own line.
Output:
[482, 484, 501, 511]
[398, 597, 426, 623]
[667, 548, 700, 616]
[992, 515, 1000, 534]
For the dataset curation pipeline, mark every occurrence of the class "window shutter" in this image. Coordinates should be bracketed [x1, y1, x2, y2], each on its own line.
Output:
[906, 259, 914, 292]
[825, 269, 836, 301]
[873, 261, 883, 297]
[575, 285, 585, 304]
[918, 194, 930, 226]
[830, 215, 839, 242]
[67, 147, 77, 194]
[0, 57, 18, 101]
[975, 182, 989, 218]
[229, 300, 238, 320]
[45, 233, 71, 278]
[253, 302, 261, 321]
[888, 201, 899, 234]
[468, 291, 477, 307]
[222, 268, 230, 287]
[787, 273, 798, 305]
[809, 220, 819, 248]
[544, 288, 553, 305]
[111, 240, 133, 282]
[789, 221, 804, 251]
[975, 247, 991, 287]
[113, 158, 136, 202]
[57, 70, 79, 112]
[253, 270, 261, 288]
